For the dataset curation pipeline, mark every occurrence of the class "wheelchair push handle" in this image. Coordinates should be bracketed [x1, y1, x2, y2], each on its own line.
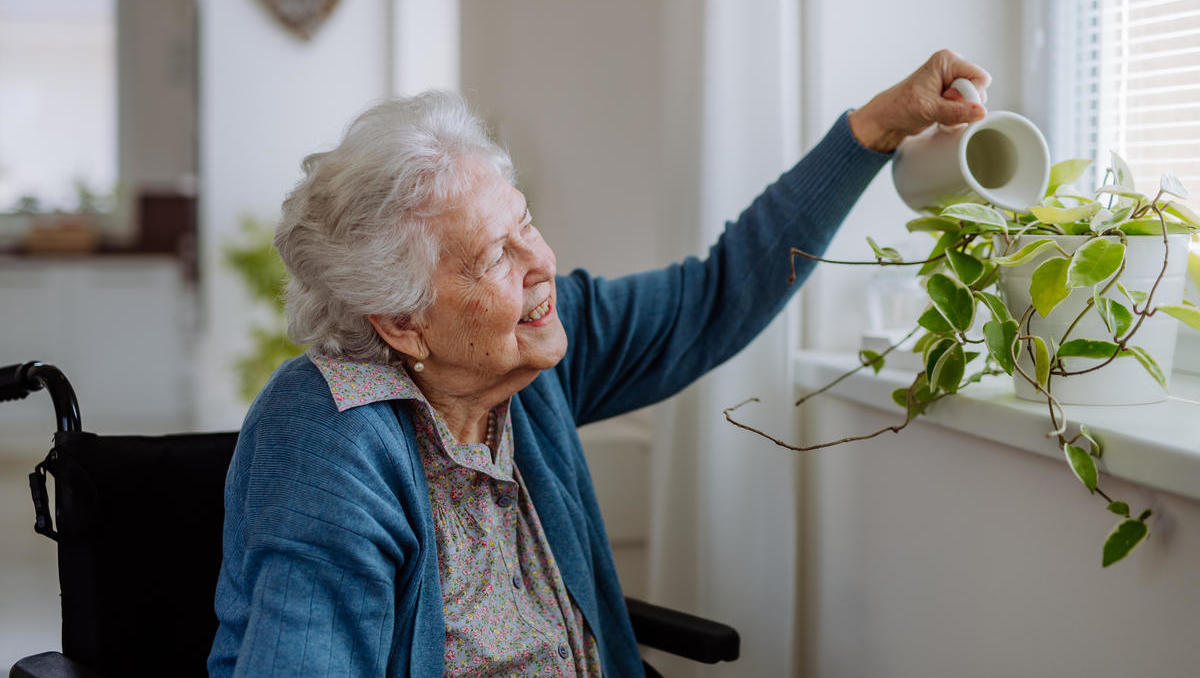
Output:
[0, 362, 33, 401]
[0, 361, 82, 432]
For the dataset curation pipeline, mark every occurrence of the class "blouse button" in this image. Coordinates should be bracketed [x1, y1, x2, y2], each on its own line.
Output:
[511, 573, 522, 589]
[496, 494, 513, 508]
[557, 644, 570, 659]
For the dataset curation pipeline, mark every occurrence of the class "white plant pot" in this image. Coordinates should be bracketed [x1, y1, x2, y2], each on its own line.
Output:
[994, 233, 1190, 405]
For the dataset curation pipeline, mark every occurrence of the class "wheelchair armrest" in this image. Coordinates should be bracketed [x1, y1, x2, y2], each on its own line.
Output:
[625, 597, 739, 664]
[9, 652, 100, 678]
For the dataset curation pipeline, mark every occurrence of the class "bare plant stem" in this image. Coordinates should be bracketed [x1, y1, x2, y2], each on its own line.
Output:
[724, 396, 918, 452]
[788, 247, 945, 283]
[794, 326, 920, 407]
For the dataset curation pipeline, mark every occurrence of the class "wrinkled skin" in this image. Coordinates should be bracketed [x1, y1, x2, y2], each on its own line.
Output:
[849, 49, 992, 153]
[369, 158, 568, 443]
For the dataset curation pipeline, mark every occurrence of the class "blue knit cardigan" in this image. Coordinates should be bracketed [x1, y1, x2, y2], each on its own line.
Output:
[207, 112, 889, 677]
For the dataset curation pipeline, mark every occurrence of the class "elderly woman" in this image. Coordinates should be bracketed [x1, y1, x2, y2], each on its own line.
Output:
[208, 50, 989, 677]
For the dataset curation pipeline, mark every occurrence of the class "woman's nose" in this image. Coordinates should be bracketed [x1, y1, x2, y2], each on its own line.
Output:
[521, 240, 556, 282]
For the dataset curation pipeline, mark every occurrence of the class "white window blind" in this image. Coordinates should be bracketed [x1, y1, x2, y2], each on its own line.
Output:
[1070, 0, 1200, 191]
[1034, 0, 1200, 372]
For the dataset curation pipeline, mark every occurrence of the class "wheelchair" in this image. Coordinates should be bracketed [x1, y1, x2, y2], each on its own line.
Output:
[2, 361, 738, 678]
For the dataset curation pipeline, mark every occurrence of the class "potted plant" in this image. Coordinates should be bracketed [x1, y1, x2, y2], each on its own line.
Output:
[726, 154, 1200, 567]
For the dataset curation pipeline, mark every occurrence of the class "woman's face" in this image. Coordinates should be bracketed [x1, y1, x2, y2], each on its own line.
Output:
[410, 158, 568, 398]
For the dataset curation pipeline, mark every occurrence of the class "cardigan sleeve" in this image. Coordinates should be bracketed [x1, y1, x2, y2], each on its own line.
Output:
[230, 549, 395, 677]
[554, 112, 891, 425]
[208, 375, 422, 677]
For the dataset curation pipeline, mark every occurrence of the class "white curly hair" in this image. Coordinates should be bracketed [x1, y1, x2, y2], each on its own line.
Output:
[275, 91, 515, 363]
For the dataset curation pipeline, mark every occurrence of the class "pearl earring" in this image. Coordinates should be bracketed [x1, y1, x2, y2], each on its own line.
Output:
[413, 361, 424, 372]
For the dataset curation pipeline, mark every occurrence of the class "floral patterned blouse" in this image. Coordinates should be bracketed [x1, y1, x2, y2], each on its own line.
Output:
[309, 351, 603, 677]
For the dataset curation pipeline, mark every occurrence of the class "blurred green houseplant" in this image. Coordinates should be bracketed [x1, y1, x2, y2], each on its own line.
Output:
[223, 216, 305, 402]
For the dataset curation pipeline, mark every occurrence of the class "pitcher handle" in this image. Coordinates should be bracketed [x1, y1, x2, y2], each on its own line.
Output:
[949, 77, 983, 105]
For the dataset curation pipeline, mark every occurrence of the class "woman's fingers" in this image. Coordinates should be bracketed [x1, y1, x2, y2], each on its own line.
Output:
[848, 49, 992, 152]
[912, 50, 991, 126]
[933, 98, 986, 126]
[933, 48, 991, 93]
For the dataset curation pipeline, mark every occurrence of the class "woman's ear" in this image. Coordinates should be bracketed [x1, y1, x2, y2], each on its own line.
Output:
[367, 314, 427, 360]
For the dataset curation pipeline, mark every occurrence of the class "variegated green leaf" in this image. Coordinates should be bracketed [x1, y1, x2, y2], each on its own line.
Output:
[1030, 256, 1071, 317]
[1111, 151, 1136, 191]
[1064, 443, 1098, 493]
[1102, 519, 1148, 567]
[1164, 201, 1200, 228]
[918, 305, 953, 333]
[1030, 202, 1101, 225]
[867, 236, 903, 262]
[1094, 291, 1133, 338]
[1123, 345, 1166, 389]
[1095, 184, 1145, 201]
[1066, 238, 1125, 288]
[1117, 282, 1149, 307]
[906, 216, 962, 233]
[946, 249, 985, 285]
[940, 203, 1008, 231]
[976, 290, 1013, 323]
[926, 273, 976, 332]
[924, 337, 956, 389]
[912, 331, 935, 354]
[1046, 158, 1094, 196]
[1117, 218, 1192, 236]
[918, 232, 960, 276]
[992, 238, 1063, 266]
[858, 349, 885, 374]
[1157, 304, 1200, 332]
[1031, 335, 1051, 389]
[1057, 339, 1121, 359]
[1160, 170, 1189, 200]
[930, 341, 966, 393]
[1080, 425, 1103, 457]
[1091, 205, 1133, 232]
[983, 319, 1019, 375]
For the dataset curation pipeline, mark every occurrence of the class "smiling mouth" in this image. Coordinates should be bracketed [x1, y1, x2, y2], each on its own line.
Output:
[519, 298, 552, 324]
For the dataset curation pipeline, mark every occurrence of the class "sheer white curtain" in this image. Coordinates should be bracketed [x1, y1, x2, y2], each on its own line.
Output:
[645, 1, 804, 675]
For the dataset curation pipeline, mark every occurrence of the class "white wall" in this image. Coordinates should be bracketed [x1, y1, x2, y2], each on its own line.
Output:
[460, 0, 667, 278]
[803, 397, 1200, 678]
[800, 0, 1022, 350]
[195, 0, 386, 429]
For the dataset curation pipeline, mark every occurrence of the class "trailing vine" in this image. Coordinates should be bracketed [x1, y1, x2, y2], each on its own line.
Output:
[727, 155, 1200, 567]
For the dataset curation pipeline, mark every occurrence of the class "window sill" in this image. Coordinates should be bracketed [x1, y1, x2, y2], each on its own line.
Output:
[793, 350, 1200, 503]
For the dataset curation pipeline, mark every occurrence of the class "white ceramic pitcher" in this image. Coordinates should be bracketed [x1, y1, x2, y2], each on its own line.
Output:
[892, 78, 1050, 213]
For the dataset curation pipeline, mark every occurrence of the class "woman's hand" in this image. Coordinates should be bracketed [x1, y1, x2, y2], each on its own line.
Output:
[848, 49, 992, 153]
